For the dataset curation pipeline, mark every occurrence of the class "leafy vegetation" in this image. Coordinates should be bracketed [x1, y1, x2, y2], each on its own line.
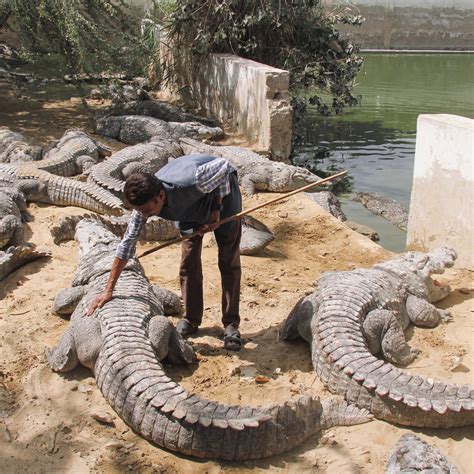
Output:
[160, 0, 364, 118]
[0, 0, 149, 76]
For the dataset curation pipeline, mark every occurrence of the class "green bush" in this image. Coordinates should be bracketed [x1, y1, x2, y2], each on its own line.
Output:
[0, 0, 148, 76]
[161, 0, 364, 117]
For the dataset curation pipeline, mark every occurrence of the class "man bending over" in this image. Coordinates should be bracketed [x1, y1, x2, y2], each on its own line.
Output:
[87, 154, 243, 351]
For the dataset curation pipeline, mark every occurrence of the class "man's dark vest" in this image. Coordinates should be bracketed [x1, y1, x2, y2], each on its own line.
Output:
[156, 154, 234, 232]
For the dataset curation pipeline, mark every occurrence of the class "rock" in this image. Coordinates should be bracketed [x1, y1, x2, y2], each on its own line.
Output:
[386, 434, 460, 474]
[448, 356, 470, 373]
[78, 383, 91, 393]
[239, 366, 258, 379]
[91, 410, 115, 426]
[105, 440, 125, 450]
[345, 221, 379, 241]
[0, 423, 12, 442]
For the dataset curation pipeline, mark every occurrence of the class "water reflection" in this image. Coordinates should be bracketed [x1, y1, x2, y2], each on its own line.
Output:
[296, 53, 474, 251]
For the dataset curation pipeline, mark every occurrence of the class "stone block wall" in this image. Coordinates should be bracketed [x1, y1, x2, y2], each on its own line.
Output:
[163, 52, 293, 162]
[407, 114, 474, 269]
[321, 0, 474, 50]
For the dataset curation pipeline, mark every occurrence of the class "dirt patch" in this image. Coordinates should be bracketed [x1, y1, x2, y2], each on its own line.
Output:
[0, 90, 472, 473]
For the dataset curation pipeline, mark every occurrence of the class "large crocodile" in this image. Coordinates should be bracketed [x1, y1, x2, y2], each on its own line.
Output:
[14, 167, 125, 216]
[39, 128, 111, 176]
[50, 213, 274, 256]
[0, 129, 111, 177]
[86, 139, 181, 194]
[50, 213, 179, 245]
[180, 137, 326, 195]
[102, 100, 218, 127]
[46, 218, 371, 460]
[0, 245, 50, 281]
[0, 174, 44, 248]
[353, 191, 409, 231]
[95, 115, 224, 145]
[281, 247, 474, 428]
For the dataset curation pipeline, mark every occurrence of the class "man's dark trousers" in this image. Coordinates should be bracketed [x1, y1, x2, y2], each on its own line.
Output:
[180, 172, 242, 329]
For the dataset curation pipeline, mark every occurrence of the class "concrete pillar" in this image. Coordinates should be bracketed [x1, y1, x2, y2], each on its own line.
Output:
[193, 54, 292, 162]
[161, 49, 293, 162]
[407, 114, 474, 269]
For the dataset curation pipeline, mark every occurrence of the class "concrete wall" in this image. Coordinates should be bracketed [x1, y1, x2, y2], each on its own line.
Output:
[191, 54, 292, 162]
[322, 0, 474, 50]
[407, 114, 474, 269]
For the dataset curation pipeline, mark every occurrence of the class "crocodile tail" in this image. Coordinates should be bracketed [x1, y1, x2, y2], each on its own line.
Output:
[320, 398, 373, 429]
[0, 245, 50, 281]
[15, 167, 125, 215]
[315, 322, 474, 428]
[97, 351, 324, 459]
[94, 291, 324, 460]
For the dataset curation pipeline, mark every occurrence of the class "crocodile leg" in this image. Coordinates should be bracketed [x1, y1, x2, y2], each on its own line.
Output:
[53, 286, 86, 315]
[240, 175, 257, 195]
[166, 326, 197, 365]
[45, 329, 79, 372]
[0, 215, 22, 248]
[148, 315, 195, 364]
[406, 294, 450, 327]
[363, 309, 420, 366]
[280, 295, 316, 343]
[47, 315, 102, 372]
[151, 286, 182, 315]
[148, 315, 173, 361]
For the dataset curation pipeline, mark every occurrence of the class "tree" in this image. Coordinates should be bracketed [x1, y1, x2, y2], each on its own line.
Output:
[161, 0, 364, 118]
[0, 0, 149, 76]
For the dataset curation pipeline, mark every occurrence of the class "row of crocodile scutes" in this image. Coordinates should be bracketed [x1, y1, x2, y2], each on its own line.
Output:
[15, 167, 124, 216]
[97, 301, 309, 457]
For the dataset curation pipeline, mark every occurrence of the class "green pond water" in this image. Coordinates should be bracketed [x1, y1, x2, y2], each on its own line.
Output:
[295, 53, 474, 252]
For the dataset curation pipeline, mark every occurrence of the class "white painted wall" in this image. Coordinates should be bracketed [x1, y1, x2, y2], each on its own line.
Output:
[407, 114, 474, 269]
[192, 54, 293, 162]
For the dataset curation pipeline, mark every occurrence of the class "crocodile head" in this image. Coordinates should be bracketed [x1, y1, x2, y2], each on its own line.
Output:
[95, 116, 121, 138]
[289, 166, 331, 191]
[72, 218, 143, 285]
[375, 247, 457, 302]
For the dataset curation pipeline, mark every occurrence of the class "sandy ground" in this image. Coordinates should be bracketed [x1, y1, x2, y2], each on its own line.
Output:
[0, 88, 473, 473]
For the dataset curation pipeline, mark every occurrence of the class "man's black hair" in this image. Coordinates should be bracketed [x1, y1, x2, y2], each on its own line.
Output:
[124, 172, 165, 206]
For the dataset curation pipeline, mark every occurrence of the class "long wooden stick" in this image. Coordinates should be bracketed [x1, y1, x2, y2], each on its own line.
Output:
[138, 169, 347, 259]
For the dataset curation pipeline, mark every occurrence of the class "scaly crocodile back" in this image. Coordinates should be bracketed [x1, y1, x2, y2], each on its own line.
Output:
[312, 270, 474, 428]
[87, 140, 181, 193]
[70, 220, 325, 459]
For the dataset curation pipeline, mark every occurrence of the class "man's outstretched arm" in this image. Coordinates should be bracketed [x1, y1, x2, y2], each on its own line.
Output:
[87, 257, 128, 315]
[87, 210, 144, 315]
